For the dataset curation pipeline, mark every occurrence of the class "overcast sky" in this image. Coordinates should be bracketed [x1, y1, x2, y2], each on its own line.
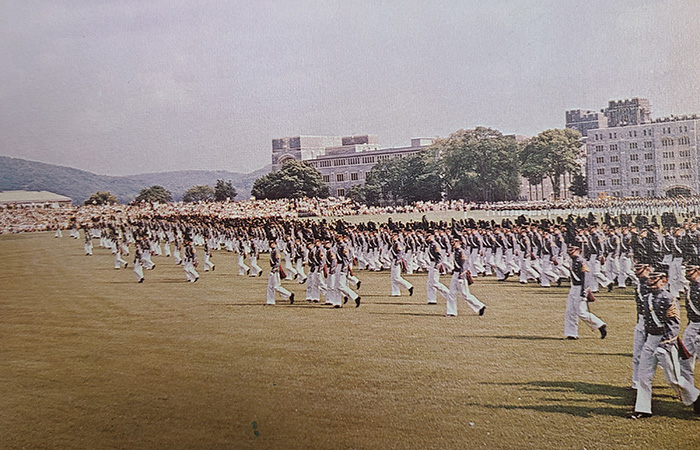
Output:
[1, 0, 698, 176]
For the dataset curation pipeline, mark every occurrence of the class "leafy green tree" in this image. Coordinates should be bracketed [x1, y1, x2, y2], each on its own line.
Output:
[361, 151, 443, 205]
[251, 159, 329, 200]
[569, 173, 588, 197]
[214, 179, 237, 201]
[84, 191, 118, 206]
[521, 128, 582, 200]
[183, 185, 215, 203]
[134, 185, 172, 203]
[437, 127, 521, 202]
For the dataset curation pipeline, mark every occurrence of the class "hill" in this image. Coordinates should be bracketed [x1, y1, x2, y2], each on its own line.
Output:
[0, 156, 269, 204]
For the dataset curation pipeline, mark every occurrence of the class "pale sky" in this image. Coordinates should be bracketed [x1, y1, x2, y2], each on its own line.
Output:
[1, 0, 699, 176]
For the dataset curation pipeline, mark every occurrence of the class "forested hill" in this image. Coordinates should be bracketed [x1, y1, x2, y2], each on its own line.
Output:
[0, 156, 268, 204]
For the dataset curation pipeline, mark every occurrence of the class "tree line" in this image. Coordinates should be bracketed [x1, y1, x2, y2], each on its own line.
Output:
[84, 127, 586, 206]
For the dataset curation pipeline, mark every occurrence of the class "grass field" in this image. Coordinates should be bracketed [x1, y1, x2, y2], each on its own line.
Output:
[1, 227, 699, 449]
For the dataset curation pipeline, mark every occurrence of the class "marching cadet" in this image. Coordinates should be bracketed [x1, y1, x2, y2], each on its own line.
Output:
[183, 238, 199, 282]
[248, 239, 263, 277]
[564, 246, 607, 340]
[631, 264, 651, 390]
[629, 272, 700, 418]
[426, 233, 450, 305]
[202, 240, 215, 272]
[337, 235, 361, 308]
[133, 242, 145, 283]
[680, 266, 700, 388]
[266, 240, 294, 305]
[84, 227, 93, 256]
[113, 238, 128, 269]
[446, 236, 486, 317]
[235, 237, 250, 276]
[389, 234, 414, 297]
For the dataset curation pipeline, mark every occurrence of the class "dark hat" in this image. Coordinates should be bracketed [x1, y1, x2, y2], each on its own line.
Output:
[647, 272, 667, 281]
[686, 265, 700, 275]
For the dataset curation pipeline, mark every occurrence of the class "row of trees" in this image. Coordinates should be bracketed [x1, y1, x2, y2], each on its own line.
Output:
[83, 127, 586, 206]
[348, 127, 585, 205]
[83, 179, 237, 205]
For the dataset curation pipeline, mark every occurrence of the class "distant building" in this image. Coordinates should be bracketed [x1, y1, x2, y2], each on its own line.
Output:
[566, 109, 607, 138]
[271, 135, 434, 197]
[584, 98, 700, 198]
[0, 190, 72, 208]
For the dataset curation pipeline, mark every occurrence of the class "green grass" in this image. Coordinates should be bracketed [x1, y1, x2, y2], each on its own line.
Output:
[1, 230, 698, 449]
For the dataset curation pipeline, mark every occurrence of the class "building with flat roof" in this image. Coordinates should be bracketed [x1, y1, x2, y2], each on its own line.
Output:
[271, 135, 434, 197]
[584, 98, 700, 198]
[0, 190, 72, 207]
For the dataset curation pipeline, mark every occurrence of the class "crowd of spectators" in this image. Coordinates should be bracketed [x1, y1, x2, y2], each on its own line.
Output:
[3, 195, 700, 234]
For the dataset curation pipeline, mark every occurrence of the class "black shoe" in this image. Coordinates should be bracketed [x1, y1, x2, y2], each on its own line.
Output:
[333, 305, 341, 308]
[608, 282, 614, 292]
[408, 286, 414, 296]
[194, 277, 198, 282]
[566, 336, 578, 340]
[344, 296, 348, 304]
[212, 265, 215, 271]
[138, 278, 144, 283]
[627, 412, 652, 420]
[557, 278, 561, 287]
[355, 296, 361, 308]
[356, 280, 361, 290]
[599, 324, 607, 339]
[479, 306, 486, 316]
[694, 397, 700, 414]
[289, 293, 295, 305]
[301, 278, 307, 284]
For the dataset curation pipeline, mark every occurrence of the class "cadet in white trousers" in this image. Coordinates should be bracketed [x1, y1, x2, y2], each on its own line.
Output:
[446, 238, 486, 317]
[564, 246, 607, 340]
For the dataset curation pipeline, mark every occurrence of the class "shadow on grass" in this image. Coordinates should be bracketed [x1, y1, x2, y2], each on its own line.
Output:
[568, 352, 633, 358]
[369, 311, 446, 317]
[476, 380, 698, 419]
[461, 334, 563, 341]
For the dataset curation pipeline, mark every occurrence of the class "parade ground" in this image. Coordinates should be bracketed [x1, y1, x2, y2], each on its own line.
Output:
[2, 225, 699, 449]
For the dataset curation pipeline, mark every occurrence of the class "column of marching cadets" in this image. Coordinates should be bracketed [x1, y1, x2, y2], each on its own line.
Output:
[70, 212, 700, 418]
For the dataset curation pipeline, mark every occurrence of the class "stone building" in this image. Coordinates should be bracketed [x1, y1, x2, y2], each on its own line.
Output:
[271, 135, 434, 197]
[585, 98, 700, 198]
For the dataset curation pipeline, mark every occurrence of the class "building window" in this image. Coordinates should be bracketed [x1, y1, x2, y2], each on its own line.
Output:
[644, 141, 653, 148]
[611, 167, 619, 174]
[679, 150, 691, 157]
[630, 153, 639, 161]
[629, 142, 638, 150]
[662, 138, 674, 147]
[595, 145, 604, 152]
[631, 178, 640, 185]
[596, 157, 605, 164]
[645, 177, 654, 184]
[336, 174, 344, 182]
[680, 162, 692, 170]
[611, 179, 621, 186]
[644, 153, 653, 160]
[630, 166, 639, 173]
[348, 157, 361, 165]
[597, 180, 606, 187]
[678, 136, 691, 145]
[609, 144, 618, 151]
[336, 188, 345, 197]
[610, 155, 619, 163]
[597, 168, 605, 175]
[322, 175, 330, 183]
[350, 172, 359, 181]
[645, 165, 654, 172]
[319, 160, 332, 168]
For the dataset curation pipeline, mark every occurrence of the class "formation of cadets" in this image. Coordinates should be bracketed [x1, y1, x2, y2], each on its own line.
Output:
[60, 207, 700, 419]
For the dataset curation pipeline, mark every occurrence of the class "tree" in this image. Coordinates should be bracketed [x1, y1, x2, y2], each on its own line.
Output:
[182, 185, 215, 203]
[134, 185, 172, 203]
[214, 179, 237, 201]
[437, 127, 521, 202]
[361, 150, 443, 205]
[84, 191, 118, 206]
[251, 159, 329, 200]
[569, 173, 588, 197]
[521, 128, 582, 200]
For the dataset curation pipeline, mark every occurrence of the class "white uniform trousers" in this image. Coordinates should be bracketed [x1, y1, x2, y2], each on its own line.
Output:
[338, 271, 359, 305]
[267, 271, 292, 305]
[680, 321, 700, 386]
[326, 271, 340, 305]
[306, 268, 320, 301]
[133, 261, 144, 281]
[635, 334, 700, 414]
[390, 263, 413, 296]
[426, 263, 449, 304]
[184, 261, 199, 282]
[249, 256, 263, 277]
[446, 273, 485, 316]
[564, 285, 605, 338]
[237, 254, 249, 275]
[632, 315, 647, 389]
